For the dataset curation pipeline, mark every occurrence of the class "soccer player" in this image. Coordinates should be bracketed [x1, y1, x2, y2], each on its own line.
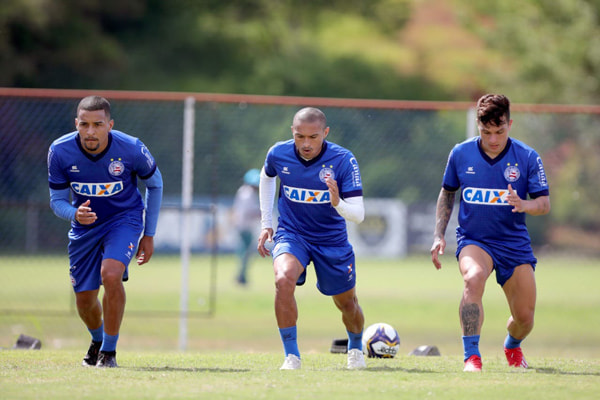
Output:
[257, 107, 367, 370]
[430, 94, 550, 372]
[47, 96, 163, 368]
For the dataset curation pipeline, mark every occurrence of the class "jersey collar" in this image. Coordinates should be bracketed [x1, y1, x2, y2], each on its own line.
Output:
[76, 131, 113, 162]
[295, 141, 328, 167]
[477, 137, 512, 165]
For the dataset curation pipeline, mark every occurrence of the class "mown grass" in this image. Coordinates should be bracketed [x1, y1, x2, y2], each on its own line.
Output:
[1, 350, 599, 400]
[1, 254, 599, 399]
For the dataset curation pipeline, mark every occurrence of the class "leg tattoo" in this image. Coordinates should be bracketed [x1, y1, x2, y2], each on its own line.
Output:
[462, 303, 480, 336]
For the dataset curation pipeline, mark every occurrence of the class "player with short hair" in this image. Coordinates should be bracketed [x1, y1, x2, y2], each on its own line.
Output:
[47, 96, 163, 368]
[257, 107, 367, 370]
[430, 94, 550, 372]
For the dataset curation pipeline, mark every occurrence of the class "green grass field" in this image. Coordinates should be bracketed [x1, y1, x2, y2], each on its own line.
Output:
[1, 254, 599, 399]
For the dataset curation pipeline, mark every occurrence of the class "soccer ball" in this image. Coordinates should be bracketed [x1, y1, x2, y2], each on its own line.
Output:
[362, 322, 400, 358]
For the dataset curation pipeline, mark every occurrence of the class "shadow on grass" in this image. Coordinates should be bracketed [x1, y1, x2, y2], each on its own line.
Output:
[128, 366, 249, 373]
[534, 367, 600, 376]
[365, 366, 438, 373]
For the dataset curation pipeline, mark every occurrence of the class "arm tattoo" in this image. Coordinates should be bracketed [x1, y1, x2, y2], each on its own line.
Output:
[434, 189, 456, 238]
[461, 303, 480, 336]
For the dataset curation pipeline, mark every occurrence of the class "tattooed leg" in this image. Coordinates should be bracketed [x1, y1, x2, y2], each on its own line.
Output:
[461, 302, 481, 336]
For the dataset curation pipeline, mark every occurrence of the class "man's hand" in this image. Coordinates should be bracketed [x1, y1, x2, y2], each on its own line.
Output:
[506, 184, 524, 213]
[430, 236, 446, 270]
[136, 235, 155, 265]
[257, 228, 274, 257]
[325, 177, 340, 207]
[75, 199, 97, 225]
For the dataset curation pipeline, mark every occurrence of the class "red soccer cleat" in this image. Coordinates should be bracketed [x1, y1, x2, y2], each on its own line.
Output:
[463, 354, 482, 372]
[504, 347, 528, 368]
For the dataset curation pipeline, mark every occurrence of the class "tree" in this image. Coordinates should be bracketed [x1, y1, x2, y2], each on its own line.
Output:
[455, 0, 600, 104]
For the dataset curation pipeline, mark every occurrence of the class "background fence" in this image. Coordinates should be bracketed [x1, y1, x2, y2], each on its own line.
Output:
[1, 88, 599, 352]
[1, 88, 599, 257]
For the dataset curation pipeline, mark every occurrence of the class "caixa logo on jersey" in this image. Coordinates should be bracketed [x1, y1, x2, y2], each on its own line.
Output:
[283, 185, 331, 204]
[462, 187, 511, 206]
[71, 181, 124, 197]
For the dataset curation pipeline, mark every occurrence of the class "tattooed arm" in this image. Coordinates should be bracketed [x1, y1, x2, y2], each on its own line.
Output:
[430, 188, 456, 270]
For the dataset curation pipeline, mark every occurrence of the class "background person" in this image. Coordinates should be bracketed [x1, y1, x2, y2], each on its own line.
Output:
[232, 168, 261, 285]
[47, 96, 163, 368]
[430, 94, 550, 372]
[257, 107, 367, 370]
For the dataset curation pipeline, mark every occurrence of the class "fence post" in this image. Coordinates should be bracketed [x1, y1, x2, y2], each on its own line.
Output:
[179, 96, 195, 351]
[466, 107, 477, 139]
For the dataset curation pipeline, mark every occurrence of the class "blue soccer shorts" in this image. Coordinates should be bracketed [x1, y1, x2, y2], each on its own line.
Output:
[272, 230, 356, 296]
[456, 238, 537, 286]
[67, 214, 144, 293]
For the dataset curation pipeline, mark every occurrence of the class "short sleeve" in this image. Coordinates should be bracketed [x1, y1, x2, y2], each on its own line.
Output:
[441, 146, 460, 192]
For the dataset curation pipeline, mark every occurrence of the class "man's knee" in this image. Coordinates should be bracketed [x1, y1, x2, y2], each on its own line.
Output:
[333, 291, 359, 313]
[101, 260, 125, 286]
[462, 271, 487, 299]
[273, 257, 302, 292]
[513, 308, 535, 331]
[76, 290, 98, 311]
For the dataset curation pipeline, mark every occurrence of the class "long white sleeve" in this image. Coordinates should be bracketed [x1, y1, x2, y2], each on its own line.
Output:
[259, 167, 277, 230]
[334, 196, 365, 224]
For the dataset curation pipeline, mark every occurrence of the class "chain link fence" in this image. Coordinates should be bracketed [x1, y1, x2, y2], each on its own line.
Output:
[1, 89, 599, 349]
[1, 89, 599, 257]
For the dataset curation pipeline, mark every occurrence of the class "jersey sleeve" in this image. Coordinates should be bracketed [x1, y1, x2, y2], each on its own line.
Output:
[263, 144, 278, 178]
[441, 145, 460, 192]
[47, 144, 70, 190]
[339, 152, 363, 199]
[134, 140, 158, 179]
[527, 150, 550, 198]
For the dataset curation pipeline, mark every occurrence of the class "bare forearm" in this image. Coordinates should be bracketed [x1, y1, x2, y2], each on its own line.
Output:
[434, 189, 455, 239]
[524, 196, 550, 216]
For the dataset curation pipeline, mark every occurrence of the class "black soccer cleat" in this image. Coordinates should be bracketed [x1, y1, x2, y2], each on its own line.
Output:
[82, 341, 102, 367]
[96, 351, 118, 368]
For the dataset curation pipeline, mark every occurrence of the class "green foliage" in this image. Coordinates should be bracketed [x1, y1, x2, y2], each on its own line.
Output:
[455, 0, 600, 104]
[2, 0, 599, 103]
[550, 137, 600, 230]
[0, 0, 429, 99]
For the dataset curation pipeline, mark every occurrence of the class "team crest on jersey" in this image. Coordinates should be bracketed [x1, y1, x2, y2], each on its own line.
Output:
[504, 163, 520, 182]
[108, 159, 125, 176]
[71, 181, 124, 197]
[463, 187, 511, 206]
[319, 165, 335, 183]
[283, 185, 331, 204]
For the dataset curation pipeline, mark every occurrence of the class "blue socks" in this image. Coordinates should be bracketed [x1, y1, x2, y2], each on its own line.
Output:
[347, 330, 363, 351]
[100, 332, 119, 353]
[88, 322, 120, 353]
[504, 334, 523, 349]
[462, 335, 481, 361]
[88, 323, 104, 343]
[279, 326, 300, 358]
[89, 322, 120, 353]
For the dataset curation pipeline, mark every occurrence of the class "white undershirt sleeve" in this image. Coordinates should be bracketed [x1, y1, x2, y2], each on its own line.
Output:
[259, 167, 277, 230]
[334, 196, 365, 224]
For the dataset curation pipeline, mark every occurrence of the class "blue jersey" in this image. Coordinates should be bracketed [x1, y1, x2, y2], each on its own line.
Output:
[48, 130, 157, 231]
[442, 137, 549, 254]
[264, 140, 363, 244]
